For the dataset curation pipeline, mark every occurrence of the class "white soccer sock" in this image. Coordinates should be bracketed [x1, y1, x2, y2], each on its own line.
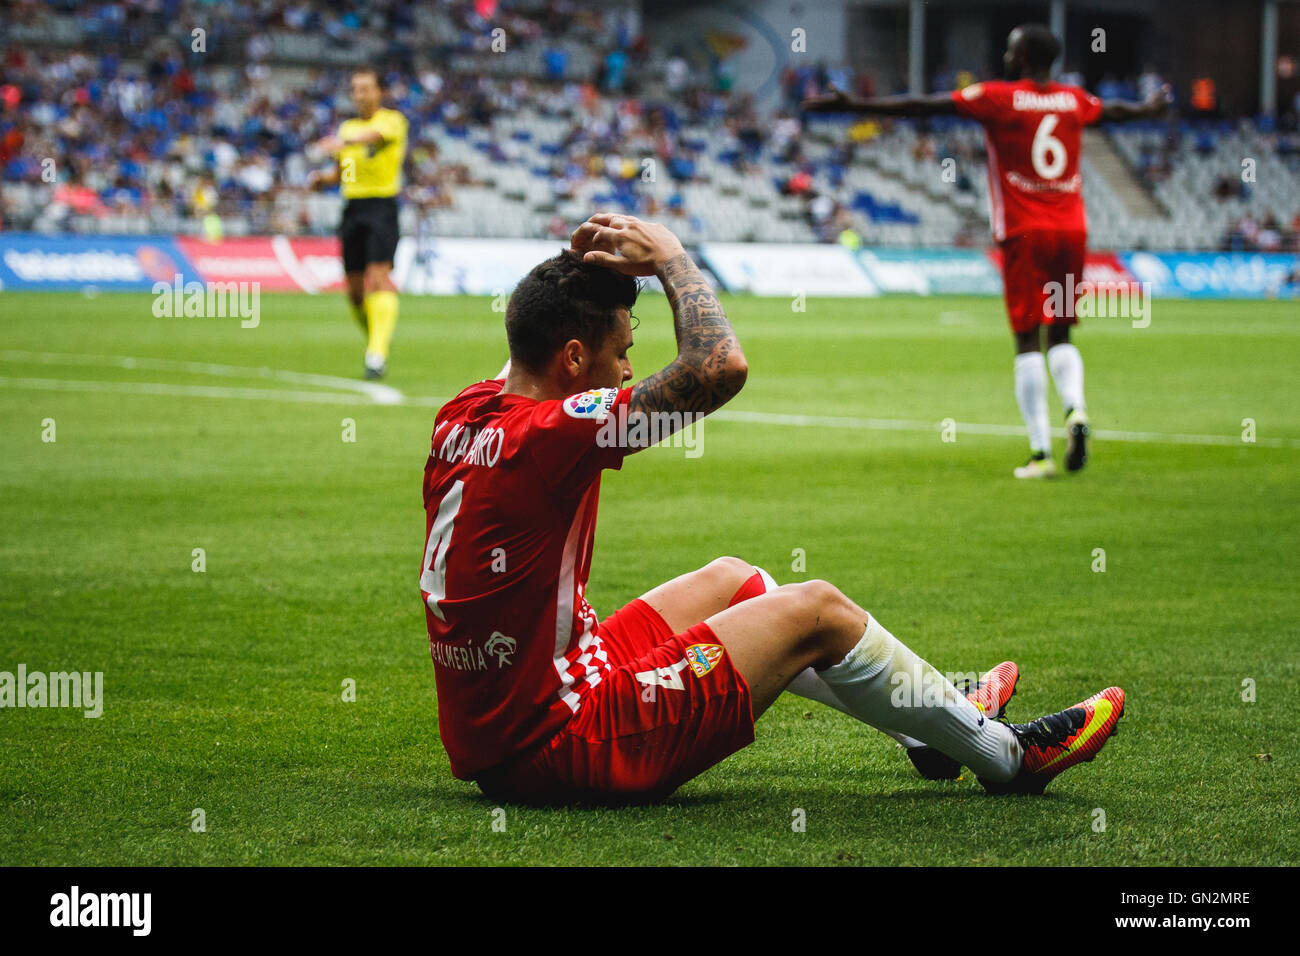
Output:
[1046, 343, 1086, 416]
[786, 667, 925, 748]
[1014, 351, 1052, 455]
[818, 616, 1022, 782]
[787, 667, 850, 714]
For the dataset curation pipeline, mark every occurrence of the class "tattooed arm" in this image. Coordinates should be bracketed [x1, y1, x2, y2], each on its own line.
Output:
[630, 251, 747, 420]
[570, 214, 747, 429]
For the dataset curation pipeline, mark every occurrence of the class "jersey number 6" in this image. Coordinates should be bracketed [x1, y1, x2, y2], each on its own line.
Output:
[1031, 114, 1067, 180]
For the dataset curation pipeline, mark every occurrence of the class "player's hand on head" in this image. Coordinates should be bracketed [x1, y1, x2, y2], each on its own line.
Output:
[571, 213, 685, 277]
[569, 217, 617, 256]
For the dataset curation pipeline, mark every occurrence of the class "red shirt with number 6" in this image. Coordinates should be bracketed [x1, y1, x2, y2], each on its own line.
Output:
[951, 80, 1103, 241]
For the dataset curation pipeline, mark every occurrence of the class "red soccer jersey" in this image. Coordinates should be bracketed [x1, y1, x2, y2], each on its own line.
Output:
[950, 80, 1104, 241]
[420, 379, 632, 779]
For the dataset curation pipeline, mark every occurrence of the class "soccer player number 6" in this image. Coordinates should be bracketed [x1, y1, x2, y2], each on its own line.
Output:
[1031, 115, 1067, 180]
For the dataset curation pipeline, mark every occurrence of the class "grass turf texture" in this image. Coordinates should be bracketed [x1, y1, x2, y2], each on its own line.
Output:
[0, 290, 1296, 866]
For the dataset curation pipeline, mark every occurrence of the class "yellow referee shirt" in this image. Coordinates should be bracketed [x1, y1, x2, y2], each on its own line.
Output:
[338, 108, 408, 199]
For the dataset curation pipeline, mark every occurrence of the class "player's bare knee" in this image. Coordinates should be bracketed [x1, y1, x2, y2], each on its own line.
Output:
[364, 264, 394, 292]
[786, 580, 858, 640]
[704, 556, 753, 594]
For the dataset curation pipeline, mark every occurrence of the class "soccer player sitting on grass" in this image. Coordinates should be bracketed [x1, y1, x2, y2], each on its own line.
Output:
[420, 213, 1125, 803]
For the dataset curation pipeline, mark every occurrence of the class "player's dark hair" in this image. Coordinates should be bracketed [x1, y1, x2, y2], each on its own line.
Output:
[506, 249, 639, 373]
[351, 67, 386, 89]
[1012, 24, 1061, 71]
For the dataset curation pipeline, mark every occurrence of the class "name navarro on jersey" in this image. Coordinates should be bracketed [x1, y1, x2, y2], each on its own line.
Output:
[1011, 90, 1079, 112]
[431, 421, 505, 468]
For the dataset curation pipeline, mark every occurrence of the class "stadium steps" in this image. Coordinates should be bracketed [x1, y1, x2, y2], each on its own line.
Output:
[1084, 129, 1168, 220]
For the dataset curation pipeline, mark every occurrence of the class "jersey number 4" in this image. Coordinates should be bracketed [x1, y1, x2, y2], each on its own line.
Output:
[635, 658, 689, 702]
[420, 480, 463, 621]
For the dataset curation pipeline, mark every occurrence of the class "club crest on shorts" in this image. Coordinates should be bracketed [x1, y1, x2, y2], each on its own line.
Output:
[685, 643, 724, 678]
[563, 388, 618, 420]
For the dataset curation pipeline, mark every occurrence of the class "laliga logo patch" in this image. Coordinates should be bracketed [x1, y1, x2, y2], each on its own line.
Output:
[961, 82, 984, 100]
[685, 643, 724, 678]
[563, 388, 617, 420]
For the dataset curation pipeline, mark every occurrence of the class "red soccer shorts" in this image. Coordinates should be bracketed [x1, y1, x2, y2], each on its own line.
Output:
[998, 229, 1087, 334]
[476, 599, 755, 803]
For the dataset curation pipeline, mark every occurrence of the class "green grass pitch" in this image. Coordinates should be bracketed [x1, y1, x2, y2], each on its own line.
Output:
[0, 289, 1296, 866]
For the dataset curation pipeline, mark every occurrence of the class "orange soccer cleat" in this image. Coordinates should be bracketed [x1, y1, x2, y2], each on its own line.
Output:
[980, 686, 1125, 795]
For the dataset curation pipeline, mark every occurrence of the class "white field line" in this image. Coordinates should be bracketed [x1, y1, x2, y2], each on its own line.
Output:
[710, 409, 1300, 449]
[1, 351, 1296, 449]
[0, 376, 366, 405]
[0, 350, 402, 405]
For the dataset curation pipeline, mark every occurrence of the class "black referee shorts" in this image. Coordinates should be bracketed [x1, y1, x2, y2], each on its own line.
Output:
[339, 196, 400, 273]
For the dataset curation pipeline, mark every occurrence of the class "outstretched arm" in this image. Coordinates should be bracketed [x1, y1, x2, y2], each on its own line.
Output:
[571, 214, 747, 424]
[1099, 84, 1173, 122]
[802, 86, 959, 117]
[315, 128, 387, 154]
[305, 166, 341, 190]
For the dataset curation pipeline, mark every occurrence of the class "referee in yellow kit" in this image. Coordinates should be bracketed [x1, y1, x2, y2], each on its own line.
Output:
[309, 68, 408, 380]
